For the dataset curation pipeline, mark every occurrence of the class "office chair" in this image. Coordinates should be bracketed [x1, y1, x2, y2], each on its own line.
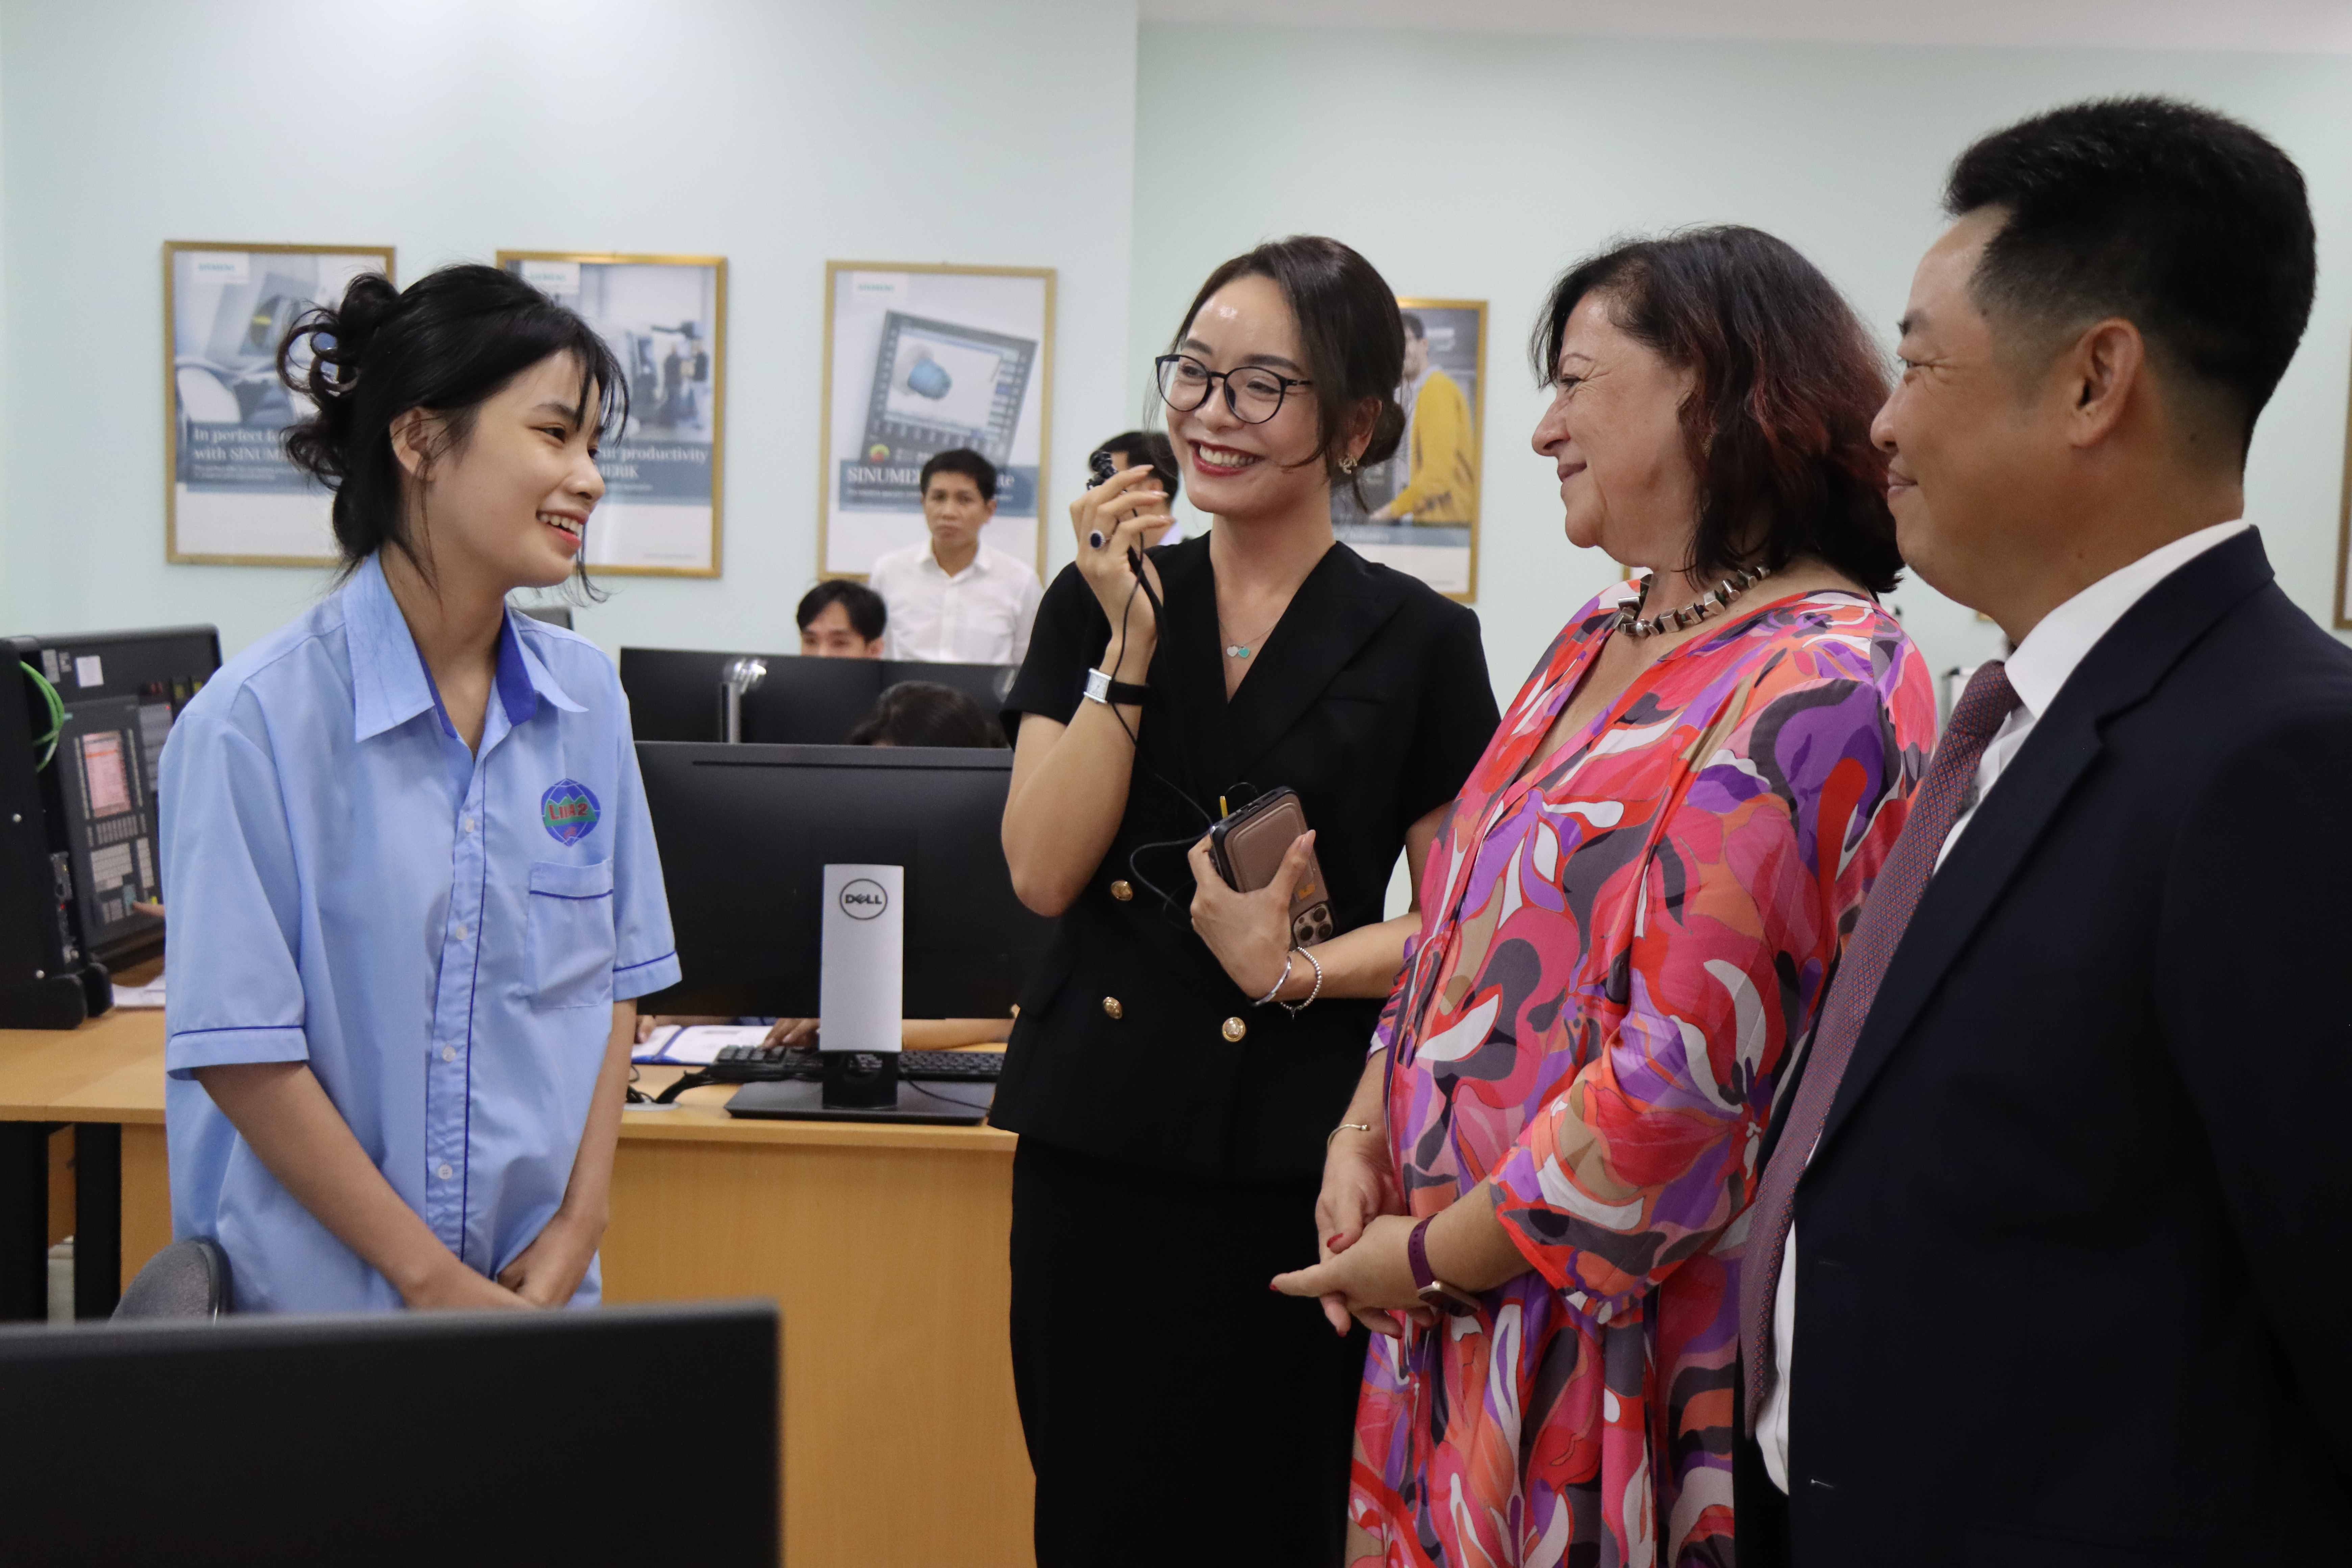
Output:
[112, 1237, 231, 1321]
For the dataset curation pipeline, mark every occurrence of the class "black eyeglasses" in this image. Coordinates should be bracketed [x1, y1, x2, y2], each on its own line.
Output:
[1154, 354, 1313, 425]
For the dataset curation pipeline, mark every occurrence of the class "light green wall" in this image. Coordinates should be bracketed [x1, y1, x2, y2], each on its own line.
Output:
[4, 13, 2347, 691]
[1131, 24, 2352, 699]
[0, 0, 1139, 660]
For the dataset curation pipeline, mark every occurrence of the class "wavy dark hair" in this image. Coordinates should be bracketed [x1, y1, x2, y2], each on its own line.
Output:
[1530, 226, 1904, 593]
[1170, 236, 1405, 509]
[278, 263, 628, 589]
[849, 682, 1005, 749]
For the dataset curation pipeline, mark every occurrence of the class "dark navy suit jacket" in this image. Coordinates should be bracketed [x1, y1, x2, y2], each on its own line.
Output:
[1737, 530, 2352, 1566]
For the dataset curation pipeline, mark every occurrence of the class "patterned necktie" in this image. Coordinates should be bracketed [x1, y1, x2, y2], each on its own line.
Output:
[1740, 660, 2021, 1428]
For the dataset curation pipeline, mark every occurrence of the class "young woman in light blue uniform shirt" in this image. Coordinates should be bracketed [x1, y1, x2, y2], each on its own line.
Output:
[160, 265, 678, 1312]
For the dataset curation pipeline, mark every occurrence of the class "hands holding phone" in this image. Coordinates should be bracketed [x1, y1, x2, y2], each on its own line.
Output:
[1186, 828, 1320, 1001]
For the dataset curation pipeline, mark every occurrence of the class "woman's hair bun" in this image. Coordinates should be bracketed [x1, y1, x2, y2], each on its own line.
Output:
[278, 271, 400, 485]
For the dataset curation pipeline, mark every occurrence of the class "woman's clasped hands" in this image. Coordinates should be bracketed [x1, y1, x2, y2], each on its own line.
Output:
[1283, 1122, 1432, 1339]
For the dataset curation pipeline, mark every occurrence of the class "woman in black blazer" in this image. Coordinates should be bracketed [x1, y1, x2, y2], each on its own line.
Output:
[997, 236, 1497, 1566]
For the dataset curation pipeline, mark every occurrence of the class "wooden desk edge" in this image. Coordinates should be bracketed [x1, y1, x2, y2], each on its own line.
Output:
[3, 1017, 1019, 1154]
[623, 1100, 1017, 1153]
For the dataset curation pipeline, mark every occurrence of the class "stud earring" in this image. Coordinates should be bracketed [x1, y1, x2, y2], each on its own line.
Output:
[1338, 454, 1358, 474]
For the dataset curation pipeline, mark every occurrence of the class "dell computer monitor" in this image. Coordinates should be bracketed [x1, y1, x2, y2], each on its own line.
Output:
[0, 1300, 779, 1565]
[635, 742, 1052, 1019]
[620, 646, 1017, 746]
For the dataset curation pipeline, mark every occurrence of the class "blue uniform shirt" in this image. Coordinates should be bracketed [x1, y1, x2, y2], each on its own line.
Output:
[160, 554, 680, 1311]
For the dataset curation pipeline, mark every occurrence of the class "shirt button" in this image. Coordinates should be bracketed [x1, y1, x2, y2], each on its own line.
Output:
[463, 817, 476, 833]
[436, 1163, 454, 1180]
[1109, 879, 1133, 902]
[452, 925, 468, 941]
[1101, 996, 1123, 1021]
[1223, 1016, 1248, 1042]
[440, 1046, 457, 1062]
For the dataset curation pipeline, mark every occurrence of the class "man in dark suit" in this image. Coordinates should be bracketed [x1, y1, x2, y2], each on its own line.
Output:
[1736, 97, 2352, 1565]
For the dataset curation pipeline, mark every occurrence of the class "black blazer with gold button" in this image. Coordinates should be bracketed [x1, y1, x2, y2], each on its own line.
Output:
[995, 537, 1497, 1182]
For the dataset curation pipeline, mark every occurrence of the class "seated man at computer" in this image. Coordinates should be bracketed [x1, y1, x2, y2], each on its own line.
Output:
[797, 579, 887, 658]
[866, 449, 1043, 665]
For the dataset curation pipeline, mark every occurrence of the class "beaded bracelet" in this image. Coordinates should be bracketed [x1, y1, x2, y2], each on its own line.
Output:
[1279, 946, 1324, 1017]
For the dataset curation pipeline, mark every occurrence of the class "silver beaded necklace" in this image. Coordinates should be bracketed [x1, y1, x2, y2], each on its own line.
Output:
[1613, 563, 1773, 639]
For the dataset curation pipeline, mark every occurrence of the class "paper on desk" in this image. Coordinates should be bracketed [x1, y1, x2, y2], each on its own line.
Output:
[632, 1024, 772, 1065]
[112, 976, 168, 1010]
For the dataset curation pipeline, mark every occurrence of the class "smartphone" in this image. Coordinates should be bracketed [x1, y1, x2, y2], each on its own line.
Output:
[1207, 787, 1336, 947]
[1087, 448, 1118, 488]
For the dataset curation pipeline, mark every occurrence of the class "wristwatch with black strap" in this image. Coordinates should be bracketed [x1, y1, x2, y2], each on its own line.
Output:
[1083, 668, 1151, 707]
[1407, 1215, 1482, 1316]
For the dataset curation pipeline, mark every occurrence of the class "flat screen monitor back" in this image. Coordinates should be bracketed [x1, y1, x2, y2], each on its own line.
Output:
[621, 646, 883, 745]
[886, 658, 1020, 721]
[637, 741, 1053, 1019]
[620, 647, 1018, 746]
[0, 1300, 779, 1566]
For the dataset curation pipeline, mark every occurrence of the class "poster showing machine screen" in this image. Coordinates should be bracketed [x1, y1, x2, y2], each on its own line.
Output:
[501, 251, 727, 577]
[820, 262, 1054, 580]
[163, 241, 394, 565]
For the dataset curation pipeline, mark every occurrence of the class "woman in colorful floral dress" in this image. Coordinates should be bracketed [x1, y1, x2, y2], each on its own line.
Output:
[1274, 228, 1938, 1566]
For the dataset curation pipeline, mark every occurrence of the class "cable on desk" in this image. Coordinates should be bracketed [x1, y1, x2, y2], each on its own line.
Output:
[654, 1069, 717, 1105]
[898, 1079, 994, 1111]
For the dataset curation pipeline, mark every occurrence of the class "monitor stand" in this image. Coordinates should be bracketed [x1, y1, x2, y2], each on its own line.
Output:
[725, 1051, 994, 1126]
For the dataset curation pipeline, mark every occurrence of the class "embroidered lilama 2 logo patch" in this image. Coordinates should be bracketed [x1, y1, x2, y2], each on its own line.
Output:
[540, 779, 601, 846]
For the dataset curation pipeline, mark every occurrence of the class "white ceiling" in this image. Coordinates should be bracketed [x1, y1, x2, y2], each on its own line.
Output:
[1137, 0, 2352, 55]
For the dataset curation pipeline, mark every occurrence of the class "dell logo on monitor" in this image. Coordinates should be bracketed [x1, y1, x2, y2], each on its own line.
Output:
[838, 879, 890, 921]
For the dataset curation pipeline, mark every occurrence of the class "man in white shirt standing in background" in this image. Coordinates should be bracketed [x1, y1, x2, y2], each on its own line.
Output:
[867, 448, 1043, 666]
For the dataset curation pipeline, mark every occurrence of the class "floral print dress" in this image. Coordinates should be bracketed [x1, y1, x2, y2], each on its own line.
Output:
[1351, 585, 1934, 1568]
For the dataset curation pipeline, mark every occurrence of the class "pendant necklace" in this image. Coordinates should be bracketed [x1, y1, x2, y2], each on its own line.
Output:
[1613, 562, 1773, 639]
[1220, 613, 1280, 660]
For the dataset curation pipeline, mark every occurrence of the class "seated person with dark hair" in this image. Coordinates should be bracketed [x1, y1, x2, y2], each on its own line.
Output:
[797, 579, 886, 658]
[847, 681, 1007, 749]
[868, 448, 1044, 665]
[1088, 430, 1183, 545]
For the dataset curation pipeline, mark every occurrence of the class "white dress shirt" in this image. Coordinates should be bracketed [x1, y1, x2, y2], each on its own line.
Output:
[868, 539, 1044, 666]
[1758, 519, 2251, 1492]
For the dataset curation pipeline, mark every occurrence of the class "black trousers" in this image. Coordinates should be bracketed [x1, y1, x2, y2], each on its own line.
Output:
[1009, 1137, 1366, 1567]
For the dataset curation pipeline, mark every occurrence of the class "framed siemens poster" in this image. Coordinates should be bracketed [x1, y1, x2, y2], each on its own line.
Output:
[818, 262, 1055, 580]
[1331, 297, 1486, 601]
[164, 241, 394, 565]
[500, 251, 727, 577]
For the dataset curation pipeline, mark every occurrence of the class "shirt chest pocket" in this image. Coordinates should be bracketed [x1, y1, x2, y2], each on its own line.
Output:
[528, 860, 617, 1011]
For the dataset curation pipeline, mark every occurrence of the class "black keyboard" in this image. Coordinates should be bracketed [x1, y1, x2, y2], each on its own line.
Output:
[901, 1050, 1003, 1082]
[697, 1044, 818, 1082]
[687, 1046, 1003, 1084]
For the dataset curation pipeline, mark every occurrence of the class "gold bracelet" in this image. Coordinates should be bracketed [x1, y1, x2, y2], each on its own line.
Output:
[1326, 1121, 1375, 1147]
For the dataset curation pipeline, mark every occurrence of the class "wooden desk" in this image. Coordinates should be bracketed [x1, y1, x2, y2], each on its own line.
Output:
[0, 1012, 1035, 1567]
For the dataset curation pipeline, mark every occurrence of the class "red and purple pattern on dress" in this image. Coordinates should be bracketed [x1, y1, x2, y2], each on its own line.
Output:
[1351, 585, 1934, 1567]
